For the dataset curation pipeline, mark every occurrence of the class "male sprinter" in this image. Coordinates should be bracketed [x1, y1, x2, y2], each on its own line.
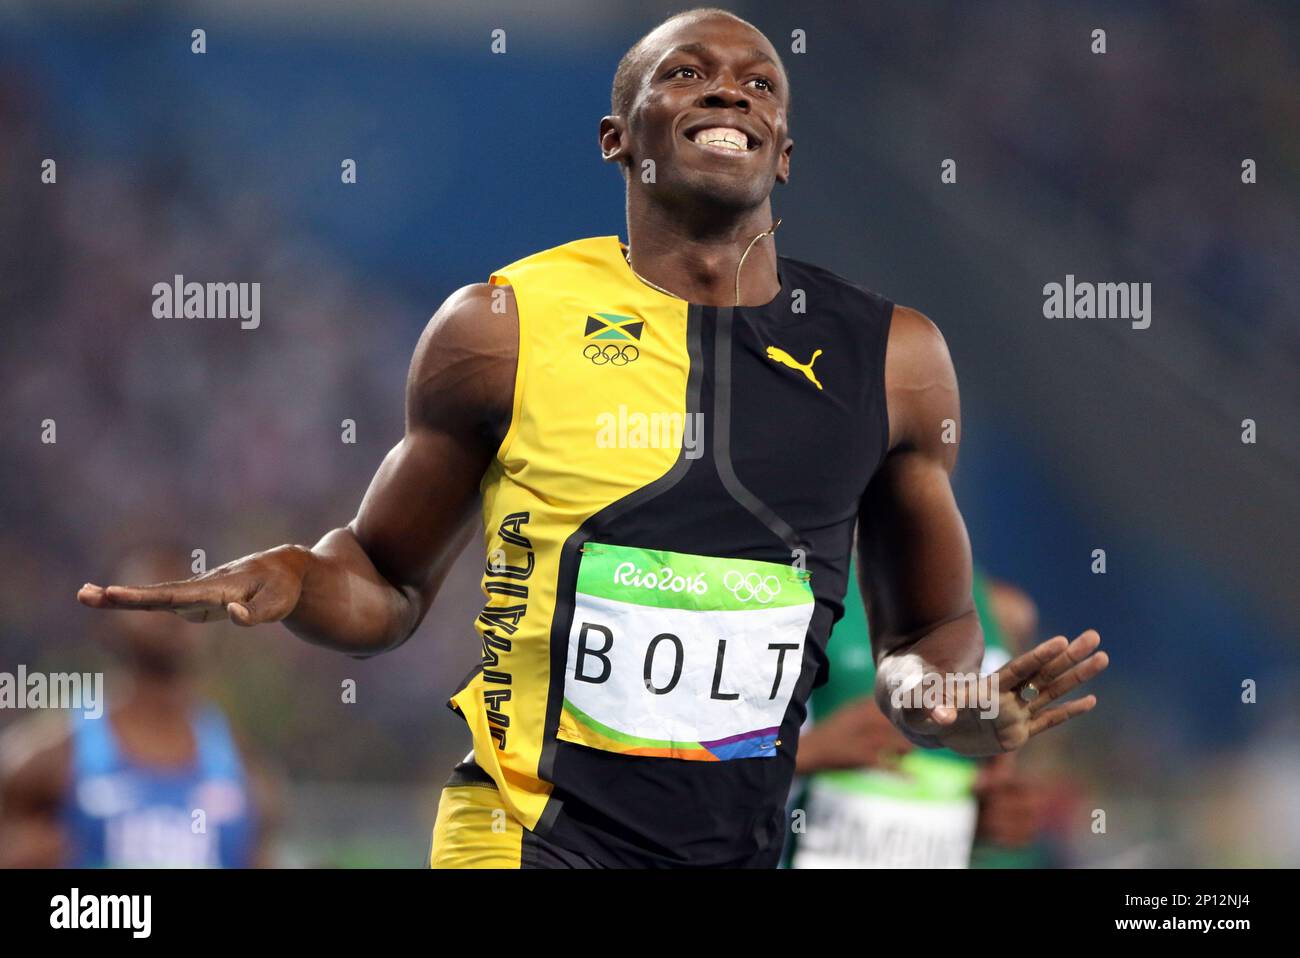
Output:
[3, 546, 274, 868]
[78, 9, 1108, 868]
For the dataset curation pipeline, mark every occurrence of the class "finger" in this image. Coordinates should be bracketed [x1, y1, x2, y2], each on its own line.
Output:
[1029, 651, 1110, 713]
[82, 582, 203, 612]
[228, 587, 294, 627]
[77, 584, 111, 608]
[897, 698, 961, 738]
[174, 604, 226, 624]
[1027, 695, 1097, 738]
[888, 669, 957, 735]
[1034, 630, 1102, 686]
[997, 636, 1069, 687]
[101, 579, 236, 611]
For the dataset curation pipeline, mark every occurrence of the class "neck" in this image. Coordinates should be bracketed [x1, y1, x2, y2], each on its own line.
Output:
[625, 193, 781, 307]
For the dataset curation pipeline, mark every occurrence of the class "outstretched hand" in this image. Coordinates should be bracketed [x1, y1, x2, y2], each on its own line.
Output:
[77, 545, 311, 628]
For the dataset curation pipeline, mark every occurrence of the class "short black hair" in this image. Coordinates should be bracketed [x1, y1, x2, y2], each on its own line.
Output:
[609, 7, 787, 119]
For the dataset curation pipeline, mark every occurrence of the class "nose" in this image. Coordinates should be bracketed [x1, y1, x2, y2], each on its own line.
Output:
[699, 71, 749, 111]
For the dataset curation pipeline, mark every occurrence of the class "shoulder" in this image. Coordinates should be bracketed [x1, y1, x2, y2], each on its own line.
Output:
[883, 304, 960, 456]
[407, 283, 518, 432]
[419, 282, 517, 348]
[409, 234, 622, 395]
[886, 304, 953, 378]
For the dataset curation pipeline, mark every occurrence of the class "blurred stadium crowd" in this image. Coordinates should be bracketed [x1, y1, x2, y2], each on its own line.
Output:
[880, 1, 1300, 368]
[0, 57, 483, 863]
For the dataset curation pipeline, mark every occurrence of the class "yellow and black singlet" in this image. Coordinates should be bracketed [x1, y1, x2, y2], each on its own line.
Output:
[434, 235, 894, 868]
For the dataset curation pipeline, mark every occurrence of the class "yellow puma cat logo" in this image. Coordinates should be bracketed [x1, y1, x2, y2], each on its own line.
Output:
[765, 345, 824, 390]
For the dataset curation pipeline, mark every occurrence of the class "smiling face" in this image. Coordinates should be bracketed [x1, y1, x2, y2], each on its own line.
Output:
[603, 13, 794, 214]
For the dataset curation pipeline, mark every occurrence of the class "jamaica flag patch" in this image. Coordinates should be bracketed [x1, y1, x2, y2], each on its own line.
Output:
[584, 313, 644, 341]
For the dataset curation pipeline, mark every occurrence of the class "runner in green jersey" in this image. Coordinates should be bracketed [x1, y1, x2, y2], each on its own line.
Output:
[787, 562, 1011, 868]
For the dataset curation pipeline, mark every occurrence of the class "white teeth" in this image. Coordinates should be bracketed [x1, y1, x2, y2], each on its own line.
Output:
[692, 127, 748, 151]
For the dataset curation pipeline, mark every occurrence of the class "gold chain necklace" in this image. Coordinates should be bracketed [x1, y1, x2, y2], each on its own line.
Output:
[623, 218, 782, 307]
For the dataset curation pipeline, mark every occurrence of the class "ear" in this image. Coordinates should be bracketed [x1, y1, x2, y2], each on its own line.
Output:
[775, 135, 794, 185]
[599, 115, 629, 168]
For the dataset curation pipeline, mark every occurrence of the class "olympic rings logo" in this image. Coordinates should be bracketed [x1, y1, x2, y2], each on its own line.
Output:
[584, 343, 640, 366]
[723, 570, 782, 604]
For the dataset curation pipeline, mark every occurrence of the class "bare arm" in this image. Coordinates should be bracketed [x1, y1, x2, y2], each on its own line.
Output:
[78, 283, 517, 657]
[280, 282, 515, 653]
[860, 306, 982, 735]
[860, 306, 1108, 755]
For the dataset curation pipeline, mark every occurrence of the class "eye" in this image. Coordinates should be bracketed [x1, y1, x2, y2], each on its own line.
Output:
[668, 65, 700, 79]
[749, 76, 775, 93]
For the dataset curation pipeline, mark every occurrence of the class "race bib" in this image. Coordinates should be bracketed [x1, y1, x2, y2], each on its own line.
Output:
[792, 770, 978, 869]
[558, 543, 815, 761]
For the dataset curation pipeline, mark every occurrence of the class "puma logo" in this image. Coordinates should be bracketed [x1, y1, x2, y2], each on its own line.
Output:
[765, 345, 824, 390]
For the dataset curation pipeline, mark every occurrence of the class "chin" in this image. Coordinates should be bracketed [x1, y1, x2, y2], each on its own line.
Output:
[676, 169, 773, 212]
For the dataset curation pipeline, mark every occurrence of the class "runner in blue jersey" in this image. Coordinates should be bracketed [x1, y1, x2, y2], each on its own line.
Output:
[0, 546, 276, 868]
